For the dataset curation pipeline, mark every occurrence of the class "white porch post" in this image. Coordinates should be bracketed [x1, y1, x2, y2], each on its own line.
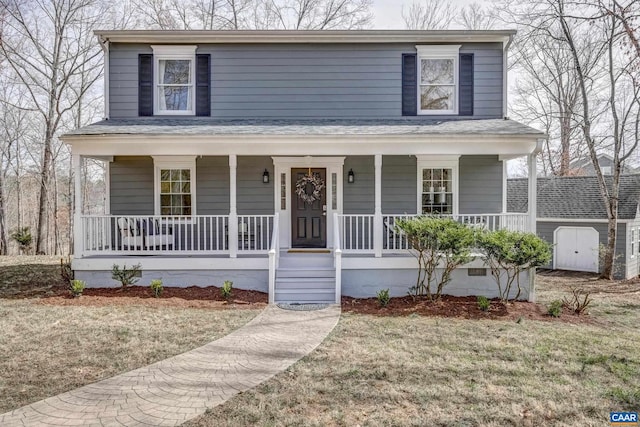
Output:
[229, 155, 238, 258]
[72, 154, 83, 257]
[374, 154, 383, 258]
[501, 159, 508, 213]
[527, 153, 537, 234]
[527, 152, 537, 302]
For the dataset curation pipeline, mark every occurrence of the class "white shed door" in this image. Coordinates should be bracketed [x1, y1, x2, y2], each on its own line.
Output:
[555, 227, 599, 273]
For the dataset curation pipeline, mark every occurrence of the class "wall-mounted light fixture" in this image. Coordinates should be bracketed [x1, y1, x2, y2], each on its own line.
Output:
[263, 169, 270, 184]
[348, 169, 355, 184]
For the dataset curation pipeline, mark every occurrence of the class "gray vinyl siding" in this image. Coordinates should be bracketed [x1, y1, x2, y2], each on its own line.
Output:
[108, 42, 503, 119]
[344, 156, 374, 214]
[459, 155, 503, 214]
[536, 221, 627, 279]
[382, 155, 417, 214]
[196, 156, 229, 215]
[109, 44, 152, 118]
[110, 156, 154, 214]
[237, 156, 274, 214]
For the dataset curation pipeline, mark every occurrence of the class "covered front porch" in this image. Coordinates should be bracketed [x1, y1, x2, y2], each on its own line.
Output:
[64, 118, 544, 303]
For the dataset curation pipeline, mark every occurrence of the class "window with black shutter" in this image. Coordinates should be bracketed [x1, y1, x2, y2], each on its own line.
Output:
[138, 46, 211, 116]
[403, 45, 473, 116]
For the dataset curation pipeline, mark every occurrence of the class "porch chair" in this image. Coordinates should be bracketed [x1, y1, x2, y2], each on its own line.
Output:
[383, 217, 405, 250]
[116, 217, 144, 249]
[140, 217, 174, 250]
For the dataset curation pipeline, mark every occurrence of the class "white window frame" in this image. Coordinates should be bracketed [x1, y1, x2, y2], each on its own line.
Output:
[153, 156, 197, 217]
[416, 45, 461, 115]
[631, 227, 636, 258]
[416, 155, 460, 215]
[151, 45, 197, 116]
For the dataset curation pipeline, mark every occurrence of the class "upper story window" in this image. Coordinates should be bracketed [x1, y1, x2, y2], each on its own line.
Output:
[151, 45, 197, 115]
[416, 45, 461, 115]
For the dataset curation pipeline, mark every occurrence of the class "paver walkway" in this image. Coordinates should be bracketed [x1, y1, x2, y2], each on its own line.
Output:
[0, 305, 340, 426]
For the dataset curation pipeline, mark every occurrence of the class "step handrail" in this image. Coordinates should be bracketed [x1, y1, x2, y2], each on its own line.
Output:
[333, 212, 342, 304]
[268, 212, 279, 304]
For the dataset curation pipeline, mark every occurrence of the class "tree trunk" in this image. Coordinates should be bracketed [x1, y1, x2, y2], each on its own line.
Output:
[0, 171, 7, 255]
[35, 130, 53, 254]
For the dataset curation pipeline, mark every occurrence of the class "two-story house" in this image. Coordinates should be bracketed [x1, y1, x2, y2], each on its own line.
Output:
[62, 30, 544, 303]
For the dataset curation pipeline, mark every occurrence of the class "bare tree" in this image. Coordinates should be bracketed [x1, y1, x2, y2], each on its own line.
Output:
[132, 0, 372, 30]
[402, 0, 456, 30]
[0, 0, 105, 254]
[456, 2, 498, 30]
[555, 0, 640, 278]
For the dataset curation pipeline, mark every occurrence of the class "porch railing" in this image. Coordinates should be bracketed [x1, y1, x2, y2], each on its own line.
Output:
[338, 213, 530, 254]
[79, 214, 275, 256]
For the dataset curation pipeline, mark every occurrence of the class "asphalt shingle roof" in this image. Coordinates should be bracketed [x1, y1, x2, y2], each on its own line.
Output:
[65, 118, 545, 137]
[507, 175, 640, 220]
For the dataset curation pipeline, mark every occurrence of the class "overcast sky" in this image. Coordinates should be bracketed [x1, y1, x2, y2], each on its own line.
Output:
[371, 0, 482, 29]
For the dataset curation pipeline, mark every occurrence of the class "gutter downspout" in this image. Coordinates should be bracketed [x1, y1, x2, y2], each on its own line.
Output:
[98, 35, 110, 120]
[502, 35, 514, 119]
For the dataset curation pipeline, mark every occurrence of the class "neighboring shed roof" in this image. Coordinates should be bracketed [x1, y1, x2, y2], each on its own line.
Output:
[64, 118, 545, 138]
[508, 175, 640, 220]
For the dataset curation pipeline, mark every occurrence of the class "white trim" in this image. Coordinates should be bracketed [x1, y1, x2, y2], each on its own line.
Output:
[501, 159, 507, 213]
[96, 30, 516, 45]
[502, 35, 513, 118]
[416, 45, 461, 115]
[229, 155, 238, 258]
[72, 256, 268, 271]
[104, 159, 111, 215]
[537, 218, 631, 224]
[527, 153, 537, 234]
[152, 155, 197, 216]
[73, 154, 83, 257]
[342, 255, 488, 270]
[100, 38, 110, 120]
[151, 45, 197, 116]
[374, 154, 383, 258]
[416, 155, 460, 215]
[65, 135, 542, 158]
[272, 156, 345, 249]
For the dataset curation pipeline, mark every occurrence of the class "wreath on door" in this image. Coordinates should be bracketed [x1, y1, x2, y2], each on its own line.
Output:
[295, 172, 325, 204]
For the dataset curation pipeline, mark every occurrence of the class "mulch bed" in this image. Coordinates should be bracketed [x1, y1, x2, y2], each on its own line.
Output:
[341, 295, 594, 324]
[37, 286, 268, 309]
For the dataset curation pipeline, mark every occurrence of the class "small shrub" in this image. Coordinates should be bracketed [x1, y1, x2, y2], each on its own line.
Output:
[477, 295, 490, 312]
[477, 229, 552, 303]
[563, 288, 592, 315]
[69, 279, 85, 297]
[395, 216, 477, 301]
[376, 289, 390, 307]
[548, 300, 563, 317]
[221, 280, 233, 299]
[150, 279, 163, 298]
[60, 257, 74, 284]
[111, 263, 141, 289]
[11, 227, 32, 254]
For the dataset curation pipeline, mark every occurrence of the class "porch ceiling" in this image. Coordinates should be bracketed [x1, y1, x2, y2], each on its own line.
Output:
[62, 118, 546, 157]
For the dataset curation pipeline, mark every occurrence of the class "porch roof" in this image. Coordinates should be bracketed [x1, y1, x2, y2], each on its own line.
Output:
[65, 118, 545, 138]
